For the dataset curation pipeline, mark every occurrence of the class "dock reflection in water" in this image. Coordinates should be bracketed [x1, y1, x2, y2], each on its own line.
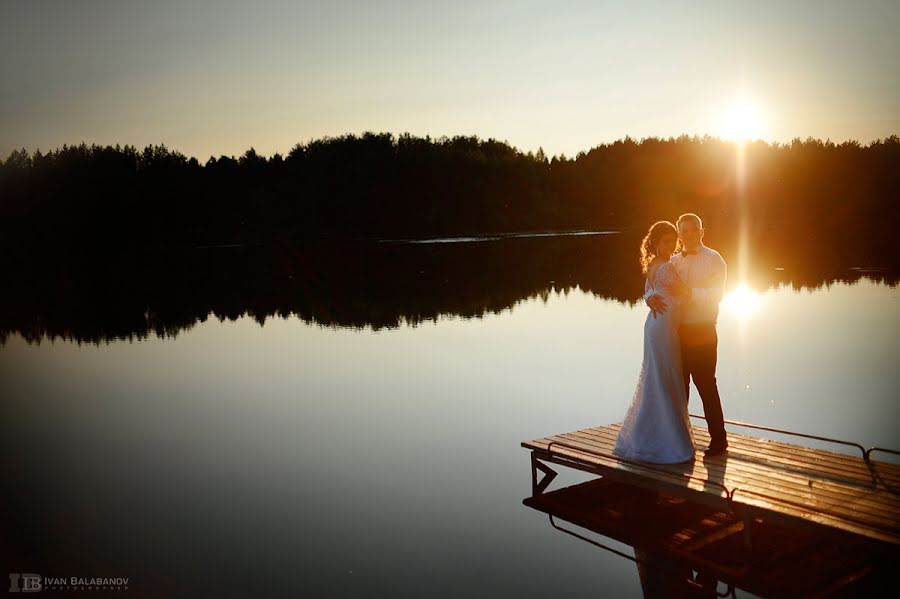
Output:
[523, 478, 897, 597]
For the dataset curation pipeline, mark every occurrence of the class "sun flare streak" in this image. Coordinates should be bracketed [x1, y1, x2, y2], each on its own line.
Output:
[723, 283, 763, 354]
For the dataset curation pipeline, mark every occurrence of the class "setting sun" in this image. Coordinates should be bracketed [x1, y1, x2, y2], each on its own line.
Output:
[719, 101, 765, 141]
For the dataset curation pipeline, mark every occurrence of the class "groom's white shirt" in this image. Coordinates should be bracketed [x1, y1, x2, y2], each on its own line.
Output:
[644, 243, 727, 324]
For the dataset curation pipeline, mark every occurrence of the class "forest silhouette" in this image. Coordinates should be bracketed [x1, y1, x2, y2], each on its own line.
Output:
[1, 132, 898, 344]
[2, 132, 898, 268]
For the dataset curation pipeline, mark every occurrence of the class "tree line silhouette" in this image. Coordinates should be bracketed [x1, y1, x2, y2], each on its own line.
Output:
[2, 132, 898, 269]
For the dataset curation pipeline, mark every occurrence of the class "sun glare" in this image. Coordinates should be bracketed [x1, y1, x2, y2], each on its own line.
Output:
[719, 101, 764, 141]
[722, 283, 762, 318]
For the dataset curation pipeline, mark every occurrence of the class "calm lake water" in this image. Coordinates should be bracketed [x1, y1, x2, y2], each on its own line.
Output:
[2, 232, 898, 597]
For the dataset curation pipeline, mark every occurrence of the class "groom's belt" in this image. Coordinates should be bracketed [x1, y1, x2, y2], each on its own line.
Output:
[679, 321, 717, 347]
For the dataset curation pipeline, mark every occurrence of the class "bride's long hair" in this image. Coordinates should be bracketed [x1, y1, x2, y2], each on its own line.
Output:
[639, 220, 678, 275]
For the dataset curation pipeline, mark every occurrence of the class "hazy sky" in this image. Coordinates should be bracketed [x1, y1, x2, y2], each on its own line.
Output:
[2, 0, 898, 160]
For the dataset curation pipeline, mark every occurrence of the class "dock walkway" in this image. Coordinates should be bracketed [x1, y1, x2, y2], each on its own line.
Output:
[521, 419, 900, 546]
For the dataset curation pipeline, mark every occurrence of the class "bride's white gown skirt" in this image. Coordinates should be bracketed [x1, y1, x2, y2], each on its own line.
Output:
[613, 279, 695, 464]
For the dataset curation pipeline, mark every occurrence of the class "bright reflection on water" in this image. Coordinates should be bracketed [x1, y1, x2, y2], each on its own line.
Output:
[2, 275, 898, 597]
[722, 283, 764, 319]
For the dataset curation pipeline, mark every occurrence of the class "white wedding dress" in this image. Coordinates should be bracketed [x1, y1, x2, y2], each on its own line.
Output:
[613, 261, 695, 464]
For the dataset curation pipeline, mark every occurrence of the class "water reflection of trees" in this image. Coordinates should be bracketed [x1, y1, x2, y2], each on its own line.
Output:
[1, 234, 896, 345]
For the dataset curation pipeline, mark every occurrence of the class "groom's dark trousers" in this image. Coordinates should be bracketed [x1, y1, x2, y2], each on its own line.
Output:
[679, 322, 727, 448]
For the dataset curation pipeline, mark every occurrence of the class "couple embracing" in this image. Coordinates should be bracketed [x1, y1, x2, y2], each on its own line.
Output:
[613, 213, 729, 464]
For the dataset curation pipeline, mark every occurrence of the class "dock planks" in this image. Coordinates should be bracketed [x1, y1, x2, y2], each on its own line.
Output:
[521, 422, 900, 546]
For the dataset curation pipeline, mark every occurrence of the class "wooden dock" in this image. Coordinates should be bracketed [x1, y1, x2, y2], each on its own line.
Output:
[521, 420, 900, 547]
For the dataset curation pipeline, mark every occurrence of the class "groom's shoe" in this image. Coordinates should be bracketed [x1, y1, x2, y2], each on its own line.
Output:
[703, 443, 728, 457]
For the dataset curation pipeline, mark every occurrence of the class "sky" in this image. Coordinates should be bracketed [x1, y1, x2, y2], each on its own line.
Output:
[2, 0, 898, 161]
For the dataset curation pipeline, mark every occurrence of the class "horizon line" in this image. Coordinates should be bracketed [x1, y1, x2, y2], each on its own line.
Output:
[4, 130, 899, 164]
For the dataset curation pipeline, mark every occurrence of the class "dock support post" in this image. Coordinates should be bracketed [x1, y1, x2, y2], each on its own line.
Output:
[531, 452, 558, 496]
[742, 512, 753, 550]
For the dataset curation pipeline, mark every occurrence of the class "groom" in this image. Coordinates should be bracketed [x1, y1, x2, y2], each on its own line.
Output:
[645, 213, 729, 456]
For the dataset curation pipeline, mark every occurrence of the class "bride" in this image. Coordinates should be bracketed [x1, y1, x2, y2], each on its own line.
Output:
[613, 221, 695, 464]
